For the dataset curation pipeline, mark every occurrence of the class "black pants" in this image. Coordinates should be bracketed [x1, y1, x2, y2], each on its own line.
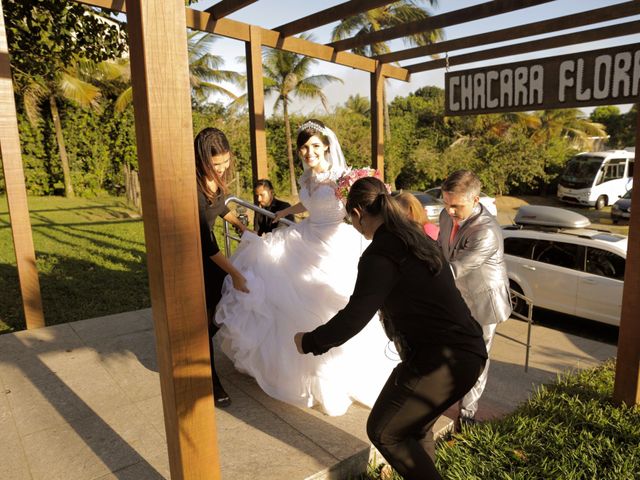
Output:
[207, 307, 225, 394]
[367, 346, 485, 480]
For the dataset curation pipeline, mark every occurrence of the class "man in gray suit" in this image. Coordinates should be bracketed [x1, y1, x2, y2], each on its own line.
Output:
[438, 170, 511, 425]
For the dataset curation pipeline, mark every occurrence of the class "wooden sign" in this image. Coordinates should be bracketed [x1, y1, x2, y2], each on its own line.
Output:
[445, 43, 640, 115]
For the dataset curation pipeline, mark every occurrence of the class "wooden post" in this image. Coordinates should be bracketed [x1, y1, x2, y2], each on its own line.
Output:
[124, 1, 220, 478]
[246, 25, 268, 185]
[613, 105, 640, 406]
[0, 0, 45, 330]
[371, 62, 385, 180]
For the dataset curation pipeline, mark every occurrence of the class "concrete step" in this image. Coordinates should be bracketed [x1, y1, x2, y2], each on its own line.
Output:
[303, 416, 454, 480]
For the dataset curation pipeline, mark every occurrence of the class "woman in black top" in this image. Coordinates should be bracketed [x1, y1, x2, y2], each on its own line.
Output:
[196, 127, 249, 407]
[294, 177, 487, 480]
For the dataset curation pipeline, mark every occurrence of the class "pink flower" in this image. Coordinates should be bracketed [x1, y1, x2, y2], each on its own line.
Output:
[335, 168, 388, 202]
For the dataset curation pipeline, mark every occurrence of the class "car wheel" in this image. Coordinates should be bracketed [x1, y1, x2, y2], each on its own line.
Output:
[509, 281, 528, 318]
[595, 195, 607, 210]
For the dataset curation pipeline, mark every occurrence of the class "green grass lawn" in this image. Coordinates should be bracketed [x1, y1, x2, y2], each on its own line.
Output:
[1, 194, 240, 335]
[0, 195, 150, 334]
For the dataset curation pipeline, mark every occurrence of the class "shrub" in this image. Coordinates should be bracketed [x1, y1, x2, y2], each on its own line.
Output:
[436, 360, 639, 480]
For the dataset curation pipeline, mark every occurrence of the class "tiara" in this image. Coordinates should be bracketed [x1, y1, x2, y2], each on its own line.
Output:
[298, 120, 328, 136]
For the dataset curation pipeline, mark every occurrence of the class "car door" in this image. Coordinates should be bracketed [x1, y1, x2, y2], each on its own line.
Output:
[527, 239, 582, 316]
[576, 247, 625, 325]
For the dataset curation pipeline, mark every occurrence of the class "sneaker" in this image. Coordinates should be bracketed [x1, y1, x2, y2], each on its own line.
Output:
[213, 383, 231, 408]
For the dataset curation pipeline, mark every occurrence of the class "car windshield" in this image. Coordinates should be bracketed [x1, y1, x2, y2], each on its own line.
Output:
[414, 193, 439, 206]
[562, 156, 603, 181]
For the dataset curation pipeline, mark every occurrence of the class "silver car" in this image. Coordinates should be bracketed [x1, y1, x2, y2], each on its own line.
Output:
[503, 206, 627, 326]
[392, 191, 444, 221]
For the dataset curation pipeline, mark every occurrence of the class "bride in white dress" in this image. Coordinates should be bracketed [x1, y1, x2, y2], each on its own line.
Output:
[215, 120, 398, 416]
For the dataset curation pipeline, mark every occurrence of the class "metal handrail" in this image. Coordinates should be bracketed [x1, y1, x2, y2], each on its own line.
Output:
[222, 196, 295, 256]
[496, 289, 534, 372]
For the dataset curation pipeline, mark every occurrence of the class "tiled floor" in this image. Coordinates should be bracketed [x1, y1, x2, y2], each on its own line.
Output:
[0, 309, 616, 479]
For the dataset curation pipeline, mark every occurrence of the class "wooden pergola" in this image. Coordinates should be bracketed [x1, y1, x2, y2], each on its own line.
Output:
[1, 1, 639, 478]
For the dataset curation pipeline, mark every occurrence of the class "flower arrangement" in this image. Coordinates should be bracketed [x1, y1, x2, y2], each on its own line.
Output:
[334, 168, 386, 202]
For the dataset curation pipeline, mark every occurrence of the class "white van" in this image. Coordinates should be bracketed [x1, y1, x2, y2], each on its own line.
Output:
[557, 150, 634, 210]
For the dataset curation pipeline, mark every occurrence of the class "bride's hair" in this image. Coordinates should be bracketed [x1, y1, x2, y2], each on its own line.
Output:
[194, 127, 234, 201]
[346, 177, 443, 274]
[296, 119, 330, 152]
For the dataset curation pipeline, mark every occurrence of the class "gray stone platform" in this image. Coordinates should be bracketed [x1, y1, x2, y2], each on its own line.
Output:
[0, 309, 616, 480]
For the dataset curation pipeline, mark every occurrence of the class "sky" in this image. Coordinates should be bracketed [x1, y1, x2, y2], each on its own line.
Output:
[189, 0, 640, 117]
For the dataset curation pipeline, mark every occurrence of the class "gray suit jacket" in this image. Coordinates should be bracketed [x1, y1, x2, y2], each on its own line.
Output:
[438, 205, 512, 326]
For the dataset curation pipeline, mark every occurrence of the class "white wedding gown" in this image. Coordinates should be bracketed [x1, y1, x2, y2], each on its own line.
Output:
[215, 171, 399, 416]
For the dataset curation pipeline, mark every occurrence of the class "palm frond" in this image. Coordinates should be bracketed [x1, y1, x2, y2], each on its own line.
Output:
[300, 74, 343, 88]
[58, 71, 102, 110]
[193, 81, 238, 100]
[21, 76, 48, 125]
[114, 86, 133, 113]
[331, 14, 368, 41]
[96, 59, 130, 82]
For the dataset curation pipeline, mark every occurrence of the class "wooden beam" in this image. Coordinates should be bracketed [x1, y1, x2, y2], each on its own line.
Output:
[274, 0, 395, 37]
[246, 25, 268, 183]
[375, 1, 640, 64]
[370, 62, 384, 179]
[328, 0, 555, 52]
[406, 19, 640, 74]
[73, 0, 410, 81]
[204, 0, 258, 20]
[613, 104, 640, 407]
[188, 10, 411, 81]
[123, 1, 220, 479]
[0, 0, 45, 330]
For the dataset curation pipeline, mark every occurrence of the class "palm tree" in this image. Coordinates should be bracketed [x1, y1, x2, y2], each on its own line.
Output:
[332, 1, 441, 139]
[530, 109, 607, 150]
[16, 59, 112, 198]
[344, 94, 371, 117]
[263, 38, 342, 196]
[114, 31, 244, 111]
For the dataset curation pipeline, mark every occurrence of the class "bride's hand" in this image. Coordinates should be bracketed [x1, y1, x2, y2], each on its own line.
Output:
[231, 272, 250, 293]
[294, 332, 305, 354]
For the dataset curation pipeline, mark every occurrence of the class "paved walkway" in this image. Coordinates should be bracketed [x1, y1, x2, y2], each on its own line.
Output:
[0, 309, 616, 480]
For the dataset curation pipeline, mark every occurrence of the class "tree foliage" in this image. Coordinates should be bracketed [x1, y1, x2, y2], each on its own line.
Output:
[1, 2, 632, 202]
[331, 0, 441, 57]
[4, 0, 127, 197]
[590, 106, 636, 149]
[4, 1, 126, 79]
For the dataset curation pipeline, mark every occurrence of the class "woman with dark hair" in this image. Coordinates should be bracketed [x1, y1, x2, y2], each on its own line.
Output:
[215, 120, 398, 416]
[294, 176, 487, 480]
[195, 127, 250, 408]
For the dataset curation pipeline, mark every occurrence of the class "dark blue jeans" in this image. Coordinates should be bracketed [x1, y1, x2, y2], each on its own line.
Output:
[367, 346, 485, 480]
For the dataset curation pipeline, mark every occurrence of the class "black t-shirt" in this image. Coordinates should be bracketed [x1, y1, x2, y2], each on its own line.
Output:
[198, 189, 230, 308]
[302, 225, 487, 360]
[254, 197, 295, 235]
